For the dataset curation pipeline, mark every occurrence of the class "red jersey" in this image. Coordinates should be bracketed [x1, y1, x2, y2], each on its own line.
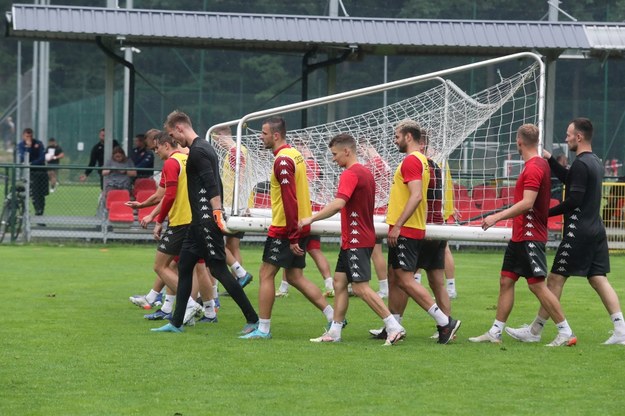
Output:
[512, 156, 551, 242]
[336, 163, 376, 249]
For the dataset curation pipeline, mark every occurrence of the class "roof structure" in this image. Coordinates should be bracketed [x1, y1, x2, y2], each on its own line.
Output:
[6, 3, 625, 57]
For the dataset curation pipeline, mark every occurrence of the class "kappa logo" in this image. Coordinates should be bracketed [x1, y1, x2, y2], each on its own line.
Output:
[210, 250, 216, 255]
[398, 244, 406, 249]
[281, 178, 290, 185]
[350, 212, 359, 217]
[558, 259, 568, 264]
[529, 251, 536, 257]
[350, 229, 359, 235]
[166, 229, 173, 234]
[207, 242, 214, 248]
[351, 263, 360, 269]
[202, 213, 210, 219]
[574, 207, 581, 212]
[199, 197, 208, 203]
[398, 253, 406, 258]
[349, 248, 357, 252]
[270, 255, 278, 261]
[526, 214, 534, 221]
[159, 243, 166, 249]
[273, 240, 283, 245]
[271, 247, 280, 253]
[563, 243, 572, 248]
[350, 221, 358, 226]
[566, 232, 575, 238]
[201, 205, 209, 211]
[203, 227, 209, 233]
[531, 259, 537, 264]
[570, 214, 579, 220]
[349, 255, 358, 260]
[557, 266, 566, 272]
[349, 238, 360, 244]
[352, 272, 360, 278]
[560, 251, 569, 257]
[533, 267, 543, 273]
[399, 260, 406, 266]
[279, 160, 288, 166]
[163, 236, 170, 242]
[199, 188, 207, 194]
[528, 242, 536, 248]
[280, 169, 288, 175]
[524, 230, 534, 237]
[525, 223, 535, 228]
[568, 224, 577, 229]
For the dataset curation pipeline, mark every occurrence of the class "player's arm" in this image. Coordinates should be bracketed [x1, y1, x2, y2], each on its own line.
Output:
[299, 198, 345, 229]
[482, 188, 537, 230]
[548, 161, 587, 217]
[393, 179, 422, 229]
[276, 155, 301, 243]
[546, 153, 568, 183]
[126, 186, 164, 209]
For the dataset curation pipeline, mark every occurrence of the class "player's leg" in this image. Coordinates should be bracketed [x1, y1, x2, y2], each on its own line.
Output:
[372, 242, 389, 298]
[444, 244, 457, 299]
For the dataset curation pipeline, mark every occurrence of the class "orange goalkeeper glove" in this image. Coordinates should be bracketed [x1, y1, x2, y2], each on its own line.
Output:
[212, 208, 231, 234]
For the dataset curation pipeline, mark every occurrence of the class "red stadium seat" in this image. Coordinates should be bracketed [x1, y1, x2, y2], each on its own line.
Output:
[453, 183, 469, 200]
[133, 178, 157, 198]
[105, 189, 131, 210]
[253, 192, 271, 209]
[135, 189, 155, 204]
[471, 184, 497, 208]
[107, 201, 134, 223]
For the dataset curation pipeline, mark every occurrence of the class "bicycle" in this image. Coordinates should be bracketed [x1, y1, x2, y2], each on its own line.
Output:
[0, 183, 26, 243]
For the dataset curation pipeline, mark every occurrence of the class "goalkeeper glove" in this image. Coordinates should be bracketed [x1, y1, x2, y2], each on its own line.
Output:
[212, 208, 231, 234]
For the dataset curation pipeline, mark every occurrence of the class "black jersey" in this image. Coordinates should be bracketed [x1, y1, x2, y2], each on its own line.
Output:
[551, 151, 606, 240]
[185, 137, 224, 224]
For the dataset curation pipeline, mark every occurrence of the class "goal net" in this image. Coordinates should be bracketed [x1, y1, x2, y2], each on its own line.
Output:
[209, 53, 544, 241]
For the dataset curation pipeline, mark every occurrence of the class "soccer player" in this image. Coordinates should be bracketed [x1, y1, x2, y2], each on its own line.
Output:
[299, 133, 405, 345]
[127, 131, 216, 324]
[240, 116, 334, 339]
[384, 119, 460, 344]
[152, 110, 258, 333]
[369, 129, 454, 341]
[506, 118, 625, 345]
[469, 124, 576, 346]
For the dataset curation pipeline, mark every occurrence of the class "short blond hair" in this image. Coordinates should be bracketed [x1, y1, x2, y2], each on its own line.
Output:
[164, 110, 192, 130]
[395, 119, 421, 141]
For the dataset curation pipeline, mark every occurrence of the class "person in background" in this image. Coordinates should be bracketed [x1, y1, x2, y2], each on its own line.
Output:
[45, 137, 64, 193]
[18, 128, 48, 216]
[102, 146, 136, 198]
[80, 128, 120, 190]
[131, 133, 155, 178]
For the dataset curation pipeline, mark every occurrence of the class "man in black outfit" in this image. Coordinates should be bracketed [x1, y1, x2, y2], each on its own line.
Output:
[79, 128, 120, 189]
[152, 110, 259, 333]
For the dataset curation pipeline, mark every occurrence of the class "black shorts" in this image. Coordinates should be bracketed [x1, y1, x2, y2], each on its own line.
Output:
[335, 247, 373, 283]
[156, 224, 188, 255]
[388, 236, 423, 272]
[551, 235, 610, 277]
[501, 241, 548, 279]
[180, 221, 226, 262]
[227, 231, 245, 240]
[417, 240, 446, 270]
[262, 236, 307, 269]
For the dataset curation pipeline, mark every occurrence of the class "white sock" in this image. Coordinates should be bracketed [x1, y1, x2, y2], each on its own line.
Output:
[324, 277, 334, 290]
[489, 320, 505, 335]
[383, 314, 403, 332]
[611, 312, 625, 333]
[187, 297, 198, 308]
[161, 295, 175, 313]
[392, 314, 402, 325]
[329, 321, 343, 338]
[212, 284, 218, 299]
[145, 289, 159, 304]
[278, 280, 290, 293]
[555, 319, 573, 336]
[414, 272, 422, 283]
[427, 304, 449, 326]
[258, 318, 271, 333]
[323, 305, 334, 322]
[378, 278, 389, 294]
[204, 300, 216, 318]
[530, 315, 547, 335]
[231, 261, 247, 278]
[447, 278, 456, 290]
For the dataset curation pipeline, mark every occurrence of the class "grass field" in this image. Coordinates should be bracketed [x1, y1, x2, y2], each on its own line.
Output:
[2, 244, 625, 415]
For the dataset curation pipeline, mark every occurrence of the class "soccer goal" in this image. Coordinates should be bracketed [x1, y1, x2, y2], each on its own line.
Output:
[207, 52, 545, 242]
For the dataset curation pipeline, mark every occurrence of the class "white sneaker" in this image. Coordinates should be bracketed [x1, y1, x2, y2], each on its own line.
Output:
[603, 331, 625, 345]
[275, 291, 289, 298]
[383, 329, 406, 346]
[505, 325, 541, 343]
[310, 331, 341, 343]
[447, 288, 457, 299]
[323, 289, 335, 298]
[545, 333, 577, 347]
[468, 331, 501, 343]
[129, 295, 150, 309]
[430, 331, 439, 339]
[183, 303, 204, 325]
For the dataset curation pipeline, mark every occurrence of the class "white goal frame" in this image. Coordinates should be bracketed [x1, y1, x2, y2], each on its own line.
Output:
[207, 52, 545, 242]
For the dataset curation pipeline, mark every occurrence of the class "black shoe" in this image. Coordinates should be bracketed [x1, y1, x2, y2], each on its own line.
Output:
[437, 317, 461, 344]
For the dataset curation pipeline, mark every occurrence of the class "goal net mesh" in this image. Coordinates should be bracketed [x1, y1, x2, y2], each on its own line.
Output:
[214, 57, 541, 232]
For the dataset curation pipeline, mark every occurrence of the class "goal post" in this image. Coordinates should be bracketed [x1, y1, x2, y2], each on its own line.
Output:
[207, 52, 545, 242]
